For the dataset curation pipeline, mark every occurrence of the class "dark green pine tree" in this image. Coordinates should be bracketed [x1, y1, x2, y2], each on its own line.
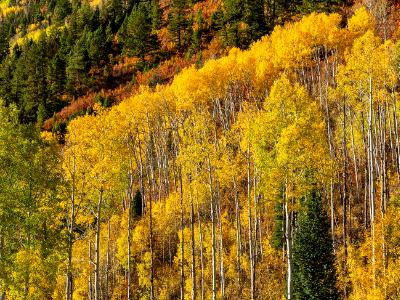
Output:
[292, 190, 339, 300]
[121, 2, 159, 69]
[132, 190, 143, 218]
[214, 0, 267, 48]
[168, 0, 189, 53]
[23, 33, 49, 123]
[242, 0, 267, 45]
[52, 0, 72, 25]
[220, 0, 244, 47]
[297, 0, 349, 15]
[272, 200, 284, 250]
[66, 31, 90, 95]
[103, 0, 125, 32]
[46, 53, 66, 113]
[151, 0, 162, 31]
[87, 27, 110, 66]
[0, 56, 16, 106]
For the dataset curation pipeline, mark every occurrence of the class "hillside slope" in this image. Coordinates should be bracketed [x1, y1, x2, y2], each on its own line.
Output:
[0, 0, 349, 131]
[2, 6, 400, 299]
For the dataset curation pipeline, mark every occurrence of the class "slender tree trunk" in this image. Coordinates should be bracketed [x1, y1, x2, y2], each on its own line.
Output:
[88, 241, 93, 300]
[196, 192, 205, 300]
[233, 176, 242, 295]
[392, 91, 400, 176]
[145, 121, 156, 300]
[207, 157, 217, 300]
[253, 164, 258, 298]
[257, 195, 263, 261]
[66, 157, 76, 300]
[149, 171, 155, 300]
[247, 145, 255, 300]
[342, 99, 348, 258]
[379, 104, 388, 297]
[190, 183, 196, 300]
[368, 77, 376, 288]
[342, 99, 348, 298]
[127, 203, 132, 300]
[94, 189, 103, 300]
[105, 219, 111, 300]
[361, 112, 369, 229]
[180, 172, 185, 300]
[217, 195, 225, 299]
[330, 179, 335, 251]
[323, 50, 335, 249]
[350, 115, 360, 206]
[388, 107, 395, 168]
[284, 180, 292, 300]
[127, 172, 133, 300]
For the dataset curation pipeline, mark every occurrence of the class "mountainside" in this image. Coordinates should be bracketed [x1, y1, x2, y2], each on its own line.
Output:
[0, 0, 349, 131]
[4, 1, 400, 299]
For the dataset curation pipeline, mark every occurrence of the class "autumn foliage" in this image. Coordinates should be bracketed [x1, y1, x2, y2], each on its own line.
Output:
[2, 5, 400, 300]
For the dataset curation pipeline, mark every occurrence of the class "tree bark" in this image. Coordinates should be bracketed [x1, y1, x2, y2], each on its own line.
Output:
[127, 172, 133, 300]
[66, 155, 76, 300]
[190, 182, 196, 300]
[233, 176, 242, 295]
[342, 98, 348, 258]
[207, 157, 217, 300]
[247, 145, 255, 300]
[94, 189, 103, 300]
[284, 183, 293, 300]
[195, 192, 205, 300]
[368, 77, 376, 288]
[105, 219, 111, 300]
[180, 172, 185, 300]
[217, 193, 225, 299]
[88, 241, 93, 300]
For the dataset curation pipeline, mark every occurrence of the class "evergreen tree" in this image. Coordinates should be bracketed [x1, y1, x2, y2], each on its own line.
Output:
[53, 0, 72, 24]
[191, 9, 204, 52]
[216, 0, 267, 48]
[87, 27, 110, 66]
[46, 53, 66, 113]
[23, 33, 49, 122]
[272, 201, 284, 250]
[151, 0, 162, 30]
[219, 0, 244, 47]
[66, 31, 90, 95]
[0, 56, 15, 106]
[242, 0, 267, 44]
[132, 190, 143, 218]
[168, 0, 189, 52]
[292, 190, 339, 300]
[104, 0, 125, 32]
[121, 2, 159, 68]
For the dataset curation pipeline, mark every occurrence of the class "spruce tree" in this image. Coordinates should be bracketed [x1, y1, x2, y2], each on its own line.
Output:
[121, 2, 159, 69]
[151, 0, 162, 30]
[213, 0, 243, 48]
[292, 190, 338, 300]
[242, 0, 267, 44]
[132, 190, 143, 218]
[66, 31, 90, 95]
[168, 0, 188, 52]
[53, 0, 72, 24]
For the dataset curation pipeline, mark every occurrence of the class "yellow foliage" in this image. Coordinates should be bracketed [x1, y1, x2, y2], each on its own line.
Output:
[57, 6, 399, 299]
[347, 7, 376, 38]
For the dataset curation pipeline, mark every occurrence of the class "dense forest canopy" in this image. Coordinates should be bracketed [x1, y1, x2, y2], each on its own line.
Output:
[0, 0, 348, 127]
[2, 0, 400, 299]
